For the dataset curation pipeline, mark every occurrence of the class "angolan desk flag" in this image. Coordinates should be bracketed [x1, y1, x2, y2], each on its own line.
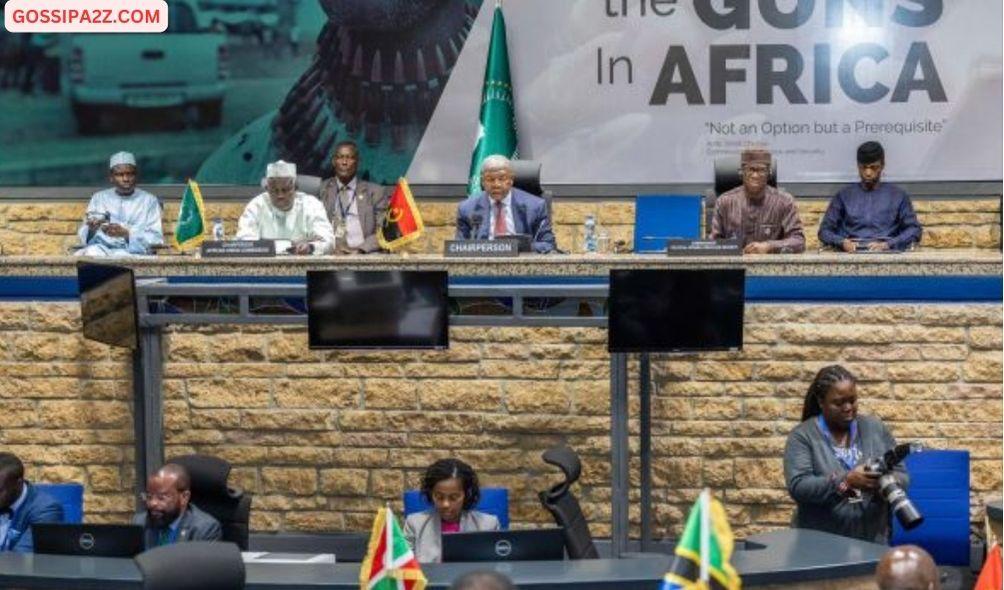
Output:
[660, 490, 741, 590]
[466, 1, 518, 196]
[378, 178, 424, 251]
[173, 179, 207, 251]
[359, 506, 427, 590]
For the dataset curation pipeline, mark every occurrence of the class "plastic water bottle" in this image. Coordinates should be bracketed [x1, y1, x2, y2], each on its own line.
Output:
[583, 215, 597, 253]
[212, 218, 225, 241]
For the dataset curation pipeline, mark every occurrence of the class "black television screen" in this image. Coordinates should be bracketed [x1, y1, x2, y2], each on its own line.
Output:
[608, 269, 744, 353]
[307, 271, 449, 350]
[77, 263, 139, 350]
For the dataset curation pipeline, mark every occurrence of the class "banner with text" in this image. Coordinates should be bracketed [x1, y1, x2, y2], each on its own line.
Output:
[408, 0, 1003, 184]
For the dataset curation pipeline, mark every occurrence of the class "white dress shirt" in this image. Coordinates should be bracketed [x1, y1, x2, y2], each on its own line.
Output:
[334, 178, 365, 249]
[488, 191, 515, 238]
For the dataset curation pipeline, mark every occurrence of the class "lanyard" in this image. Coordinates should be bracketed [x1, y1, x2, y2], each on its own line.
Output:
[816, 414, 860, 471]
[337, 185, 357, 219]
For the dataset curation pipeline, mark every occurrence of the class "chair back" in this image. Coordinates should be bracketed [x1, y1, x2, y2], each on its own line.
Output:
[713, 155, 778, 196]
[168, 454, 252, 550]
[296, 174, 323, 196]
[890, 449, 970, 566]
[537, 446, 598, 559]
[633, 195, 702, 252]
[34, 483, 83, 524]
[403, 487, 509, 530]
[135, 541, 244, 590]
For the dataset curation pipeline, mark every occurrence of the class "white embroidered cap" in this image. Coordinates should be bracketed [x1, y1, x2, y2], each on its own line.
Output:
[266, 160, 297, 179]
[109, 151, 137, 169]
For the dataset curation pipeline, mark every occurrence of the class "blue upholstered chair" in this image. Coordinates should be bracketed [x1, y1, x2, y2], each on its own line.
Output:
[890, 449, 970, 566]
[633, 195, 703, 252]
[402, 487, 509, 530]
[34, 483, 83, 524]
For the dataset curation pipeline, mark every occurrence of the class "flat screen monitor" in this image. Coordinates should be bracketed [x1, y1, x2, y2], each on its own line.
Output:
[307, 270, 449, 350]
[608, 269, 744, 353]
[77, 263, 139, 350]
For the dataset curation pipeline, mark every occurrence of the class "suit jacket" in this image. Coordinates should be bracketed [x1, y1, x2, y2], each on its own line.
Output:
[319, 177, 390, 253]
[3, 482, 64, 553]
[403, 509, 500, 564]
[455, 188, 557, 253]
[134, 503, 223, 550]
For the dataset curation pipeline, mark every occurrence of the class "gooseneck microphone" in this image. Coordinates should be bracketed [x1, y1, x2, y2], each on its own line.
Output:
[470, 212, 483, 239]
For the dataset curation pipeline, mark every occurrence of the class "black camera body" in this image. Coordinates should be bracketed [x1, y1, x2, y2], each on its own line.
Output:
[862, 443, 923, 530]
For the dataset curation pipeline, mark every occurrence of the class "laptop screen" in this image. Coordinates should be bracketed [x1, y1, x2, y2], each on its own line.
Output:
[441, 528, 565, 562]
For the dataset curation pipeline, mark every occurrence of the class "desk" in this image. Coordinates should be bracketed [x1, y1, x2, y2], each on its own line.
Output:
[0, 529, 886, 589]
[0, 252, 998, 554]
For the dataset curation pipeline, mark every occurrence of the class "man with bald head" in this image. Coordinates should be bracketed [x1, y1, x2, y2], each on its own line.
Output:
[875, 545, 941, 590]
[455, 155, 556, 253]
[710, 148, 805, 254]
[134, 463, 221, 549]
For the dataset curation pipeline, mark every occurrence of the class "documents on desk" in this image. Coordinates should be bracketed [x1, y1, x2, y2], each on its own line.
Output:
[242, 551, 336, 564]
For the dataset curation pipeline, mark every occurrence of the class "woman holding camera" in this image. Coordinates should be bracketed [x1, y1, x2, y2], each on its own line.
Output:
[783, 365, 909, 543]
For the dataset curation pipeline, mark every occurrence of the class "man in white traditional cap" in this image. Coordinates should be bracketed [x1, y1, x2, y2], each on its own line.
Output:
[235, 160, 335, 255]
[75, 151, 164, 257]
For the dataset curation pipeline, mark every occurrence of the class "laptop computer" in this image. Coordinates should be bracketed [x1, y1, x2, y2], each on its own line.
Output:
[33, 523, 145, 557]
[441, 528, 565, 562]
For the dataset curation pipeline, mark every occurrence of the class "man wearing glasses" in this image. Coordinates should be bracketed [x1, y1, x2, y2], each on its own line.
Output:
[134, 464, 221, 549]
[710, 148, 806, 254]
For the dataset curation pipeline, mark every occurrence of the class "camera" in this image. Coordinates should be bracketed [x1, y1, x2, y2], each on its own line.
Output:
[862, 443, 923, 530]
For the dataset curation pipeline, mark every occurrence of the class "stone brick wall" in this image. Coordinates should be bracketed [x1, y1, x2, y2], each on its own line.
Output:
[6, 302, 997, 540]
[0, 196, 998, 254]
[0, 304, 136, 523]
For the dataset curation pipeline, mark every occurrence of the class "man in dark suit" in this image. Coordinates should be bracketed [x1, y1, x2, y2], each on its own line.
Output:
[0, 452, 64, 552]
[456, 155, 557, 253]
[134, 464, 222, 549]
[319, 140, 390, 254]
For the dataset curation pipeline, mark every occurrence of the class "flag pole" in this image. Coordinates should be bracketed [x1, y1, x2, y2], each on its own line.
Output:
[699, 489, 710, 584]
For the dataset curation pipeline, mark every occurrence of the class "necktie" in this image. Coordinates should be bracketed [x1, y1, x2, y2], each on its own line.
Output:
[493, 201, 506, 238]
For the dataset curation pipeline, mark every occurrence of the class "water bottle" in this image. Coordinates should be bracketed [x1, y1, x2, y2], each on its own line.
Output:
[212, 218, 225, 241]
[583, 215, 597, 253]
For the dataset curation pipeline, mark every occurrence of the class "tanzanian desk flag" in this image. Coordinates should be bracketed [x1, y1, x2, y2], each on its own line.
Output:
[359, 506, 426, 590]
[466, 1, 518, 196]
[378, 178, 424, 251]
[173, 179, 207, 251]
[660, 490, 741, 590]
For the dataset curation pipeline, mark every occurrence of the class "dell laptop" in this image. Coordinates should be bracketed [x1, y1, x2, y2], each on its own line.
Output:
[442, 528, 565, 562]
[33, 523, 145, 557]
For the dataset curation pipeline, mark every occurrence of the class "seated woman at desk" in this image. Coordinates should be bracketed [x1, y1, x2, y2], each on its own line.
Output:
[783, 365, 908, 544]
[404, 458, 500, 563]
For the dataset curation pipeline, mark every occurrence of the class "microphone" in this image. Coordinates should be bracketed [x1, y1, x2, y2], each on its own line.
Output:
[470, 212, 483, 239]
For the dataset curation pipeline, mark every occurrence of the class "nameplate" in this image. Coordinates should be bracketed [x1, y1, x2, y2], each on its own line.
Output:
[201, 240, 276, 258]
[665, 239, 741, 256]
[444, 239, 519, 258]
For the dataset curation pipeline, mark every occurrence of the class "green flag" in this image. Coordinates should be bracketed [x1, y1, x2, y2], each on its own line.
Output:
[174, 179, 207, 251]
[467, 2, 518, 196]
[661, 490, 741, 590]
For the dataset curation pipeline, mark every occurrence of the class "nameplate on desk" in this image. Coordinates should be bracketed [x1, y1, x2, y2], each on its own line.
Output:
[665, 239, 741, 256]
[444, 239, 519, 258]
[201, 240, 276, 258]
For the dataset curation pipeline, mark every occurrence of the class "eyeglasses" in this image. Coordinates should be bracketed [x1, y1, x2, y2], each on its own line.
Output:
[742, 165, 769, 176]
